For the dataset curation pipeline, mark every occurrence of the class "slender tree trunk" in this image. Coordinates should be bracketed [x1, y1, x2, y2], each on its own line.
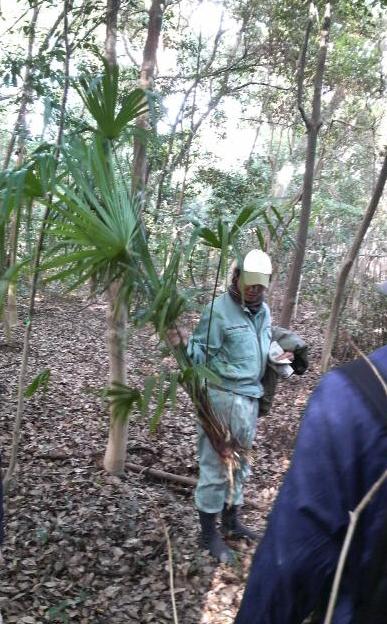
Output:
[320, 152, 387, 372]
[5, 135, 26, 336]
[103, 282, 129, 474]
[2, 6, 39, 170]
[132, 0, 164, 195]
[105, 0, 120, 67]
[2, 6, 39, 342]
[3, 0, 71, 493]
[280, 3, 331, 327]
[102, 0, 131, 475]
[2, 5, 68, 168]
[103, 0, 164, 474]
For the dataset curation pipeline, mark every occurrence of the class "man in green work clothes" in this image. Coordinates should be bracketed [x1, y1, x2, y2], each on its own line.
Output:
[169, 250, 307, 563]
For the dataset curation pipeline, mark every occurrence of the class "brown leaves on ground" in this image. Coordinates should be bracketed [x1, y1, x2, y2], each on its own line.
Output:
[0, 292, 321, 623]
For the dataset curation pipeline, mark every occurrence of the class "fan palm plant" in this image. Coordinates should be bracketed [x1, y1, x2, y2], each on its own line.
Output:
[39, 135, 144, 474]
[38, 59, 149, 475]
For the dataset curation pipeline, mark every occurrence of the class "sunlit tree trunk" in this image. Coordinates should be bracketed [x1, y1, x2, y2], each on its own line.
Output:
[320, 152, 387, 372]
[103, 281, 129, 474]
[280, 3, 331, 327]
[102, 0, 130, 475]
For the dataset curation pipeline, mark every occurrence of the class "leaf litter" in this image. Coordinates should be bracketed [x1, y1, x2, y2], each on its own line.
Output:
[0, 291, 321, 623]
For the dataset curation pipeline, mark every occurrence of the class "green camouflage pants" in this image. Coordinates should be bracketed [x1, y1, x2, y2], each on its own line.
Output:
[195, 387, 259, 513]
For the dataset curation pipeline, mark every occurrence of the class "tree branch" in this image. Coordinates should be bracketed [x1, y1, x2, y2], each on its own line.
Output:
[228, 81, 291, 92]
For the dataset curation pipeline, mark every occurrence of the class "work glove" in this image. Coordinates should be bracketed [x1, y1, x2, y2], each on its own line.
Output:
[291, 345, 309, 375]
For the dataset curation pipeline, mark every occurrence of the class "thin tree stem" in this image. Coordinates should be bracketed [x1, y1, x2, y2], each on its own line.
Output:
[3, 0, 71, 494]
[323, 469, 387, 624]
[163, 523, 179, 624]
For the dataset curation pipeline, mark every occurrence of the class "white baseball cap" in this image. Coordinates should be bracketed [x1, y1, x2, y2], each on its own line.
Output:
[242, 250, 272, 287]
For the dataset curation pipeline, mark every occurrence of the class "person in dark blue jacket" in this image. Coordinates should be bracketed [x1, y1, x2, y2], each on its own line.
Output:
[234, 342, 387, 624]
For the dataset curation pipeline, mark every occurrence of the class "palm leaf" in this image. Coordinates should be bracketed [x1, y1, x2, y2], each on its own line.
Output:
[41, 140, 141, 291]
[114, 88, 148, 133]
[230, 205, 265, 236]
[76, 60, 147, 140]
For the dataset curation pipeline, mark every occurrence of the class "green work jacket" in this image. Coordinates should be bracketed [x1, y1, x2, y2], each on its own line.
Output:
[187, 292, 272, 398]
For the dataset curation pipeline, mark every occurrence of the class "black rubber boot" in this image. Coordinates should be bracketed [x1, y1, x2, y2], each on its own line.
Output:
[221, 505, 258, 541]
[198, 511, 235, 563]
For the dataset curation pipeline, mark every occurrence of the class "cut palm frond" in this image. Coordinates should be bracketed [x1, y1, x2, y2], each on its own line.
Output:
[134, 234, 244, 464]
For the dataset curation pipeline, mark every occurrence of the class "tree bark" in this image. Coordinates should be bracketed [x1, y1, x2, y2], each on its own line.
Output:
[279, 3, 331, 327]
[103, 281, 129, 474]
[320, 151, 387, 372]
[102, 0, 131, 475]
[132, 0, 164, 195]
[105, 0, 120, 67]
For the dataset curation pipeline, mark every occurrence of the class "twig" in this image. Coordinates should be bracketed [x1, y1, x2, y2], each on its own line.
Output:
[162, 523, 179, 624]
[145, 492, 180, 624]
[323, 468, 387, 624]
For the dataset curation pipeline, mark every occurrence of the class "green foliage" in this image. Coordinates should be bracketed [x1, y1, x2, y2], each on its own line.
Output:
[105, 382, 142, 422]
[106, 361, 220, 431]
[41, 138, 140, 292]
[24, 368, 51, 398]
[47, 592, 87, 624]
[106, 372, 179, 431]
[327, 30, 381, 91]
[76, 58, 148, 139]
[135, 239, 187, 340]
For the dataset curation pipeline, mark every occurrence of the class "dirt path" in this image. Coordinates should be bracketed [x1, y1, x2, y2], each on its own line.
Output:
[0, 292, 323, 623]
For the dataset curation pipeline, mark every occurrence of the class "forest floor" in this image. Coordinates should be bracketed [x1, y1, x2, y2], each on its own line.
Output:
[1, 290, 324, 624]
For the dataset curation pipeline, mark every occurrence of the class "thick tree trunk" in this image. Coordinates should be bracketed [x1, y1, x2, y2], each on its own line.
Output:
[105, 0, 120, 67]
[132, 0, 164, 195]
[280, 3, 331, 327]
[320, 152, 387, 372]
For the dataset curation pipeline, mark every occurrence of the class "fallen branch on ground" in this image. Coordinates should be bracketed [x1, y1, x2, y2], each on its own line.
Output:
[32, 452, 263, 509]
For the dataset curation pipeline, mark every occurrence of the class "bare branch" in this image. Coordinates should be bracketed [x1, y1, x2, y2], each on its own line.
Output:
[122, 33, 140, 68]
[69, 17, 105, 53]
[37, 9, 65, 55]
[228, 81, 291, 92]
